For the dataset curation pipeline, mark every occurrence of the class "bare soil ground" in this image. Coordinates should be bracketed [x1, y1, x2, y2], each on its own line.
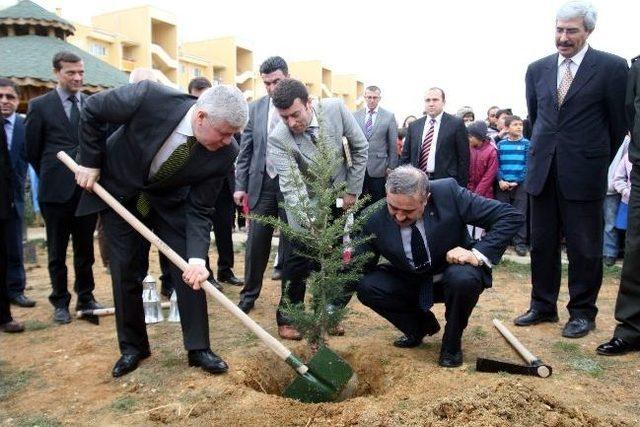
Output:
[1, 240, 638, 426]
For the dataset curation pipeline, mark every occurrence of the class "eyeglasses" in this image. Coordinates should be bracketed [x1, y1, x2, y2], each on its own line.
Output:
[0, 93, 17, 100]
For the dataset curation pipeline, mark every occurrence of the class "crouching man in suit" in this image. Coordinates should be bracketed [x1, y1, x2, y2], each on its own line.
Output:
[353, 166, 522, 367]
[75, 81, 247, 377]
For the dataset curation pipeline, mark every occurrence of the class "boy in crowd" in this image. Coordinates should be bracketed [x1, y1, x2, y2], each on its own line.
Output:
[496, 115, 530, 256]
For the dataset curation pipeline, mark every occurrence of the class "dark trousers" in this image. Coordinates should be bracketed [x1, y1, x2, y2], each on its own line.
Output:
[495, 184, 528, 246]
[277, 205, 342, 326]
[0, 220, 12, 324]
[211, 179, 235, 277]
[614, 167, 640, 343]
[356, 264, 485, 352]
[362, 171, 386, 206]
[96, 214, 110, 268]
[241, 175, 287, 304]
[102, 205, 210, 355]
[529, 161, 604, 320]
[40, 191, 97, 309]
[5, 213, 26, 298]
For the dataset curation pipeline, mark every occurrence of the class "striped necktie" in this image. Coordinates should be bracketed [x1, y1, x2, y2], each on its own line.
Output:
[364, 110, 374, 140]
[418, 118, 436, 173]
[136, 136, 198, 217]
[557, 58, 574, 105]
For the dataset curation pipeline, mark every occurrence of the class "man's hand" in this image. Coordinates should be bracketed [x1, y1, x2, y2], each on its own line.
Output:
[75, 166, 100, 191]
[342, 193, 357, 210]
[233, 190, 248, 207]
[498, 180, 511, 191]
[446, 246, 480, 266]
[182, 264, 209, 290]
[509, 182, 519, 189]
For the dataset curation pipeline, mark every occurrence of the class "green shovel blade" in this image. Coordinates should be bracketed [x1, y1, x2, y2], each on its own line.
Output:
[283, 346, 354, 403]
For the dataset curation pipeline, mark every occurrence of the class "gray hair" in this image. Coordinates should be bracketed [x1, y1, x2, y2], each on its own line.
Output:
[385, 166, 429, 199]
[556, 1, 597, 32]
[129, 68, 157, 84]
[196, 84, 248, 129]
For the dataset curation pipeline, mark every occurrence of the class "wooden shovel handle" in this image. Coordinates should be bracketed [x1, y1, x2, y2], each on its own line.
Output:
[76, 307, 115, 317]
[492, 319, 538, 364]
[58, 152, 303, 369]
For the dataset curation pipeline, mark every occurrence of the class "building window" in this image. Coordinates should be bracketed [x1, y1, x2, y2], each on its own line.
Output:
[90, 43, 107, 56]
[193, 68, 202, 77]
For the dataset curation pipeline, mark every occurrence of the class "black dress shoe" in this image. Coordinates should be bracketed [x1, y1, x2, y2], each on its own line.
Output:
[439, 349, 463, 368]
[514, 310, 559, 326]
[53, 307, 71, 324]
[393, 334, 423, 348]
[562, 318, 595, 338]
[76, 299, 104, 312]
[218, 274, 244, 287]
[596, 337, 640, 356]
[271, 269, 282, 281]
[188, 349, 229, 374]
[603, 256, 617, 267]
[10, 294, 36, 308]
[112, 352, 151, 378]
[238, 300, 254, 314]
[210, 277, 224, 292]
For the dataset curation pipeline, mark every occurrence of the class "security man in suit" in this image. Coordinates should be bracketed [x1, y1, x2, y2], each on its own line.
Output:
[513, 1, 628, 338]
[25, 51, 101, 324]
[400, 87, 469, 187]
[353, 85, 398, 205]
[354, 166, 522, 367]
[1, 107, 24, 333]
[233, 56, 290, 313]
[0, 78, 35, 308]
[597, 54, 640, 356]
[75, 82, 247, 378]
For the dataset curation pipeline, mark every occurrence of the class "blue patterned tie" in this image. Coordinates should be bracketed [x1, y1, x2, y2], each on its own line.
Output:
[364, 110, 374, 140]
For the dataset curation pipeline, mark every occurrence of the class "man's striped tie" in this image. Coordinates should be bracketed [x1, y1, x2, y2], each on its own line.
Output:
[557, 58, 574, 105]
[418, 118, 436, 173]
[364, 110, 374, 140]
[136, 136, 198, 217]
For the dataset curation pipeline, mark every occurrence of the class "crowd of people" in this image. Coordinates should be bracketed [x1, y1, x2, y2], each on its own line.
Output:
[1, 0, 639, 379]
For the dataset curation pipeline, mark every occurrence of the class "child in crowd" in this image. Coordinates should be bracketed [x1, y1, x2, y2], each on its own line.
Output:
[603, 134, 630, 266]
[496, 115, 530, 256]
[466, 121, 498, 239]
[613, 150, 633, 232]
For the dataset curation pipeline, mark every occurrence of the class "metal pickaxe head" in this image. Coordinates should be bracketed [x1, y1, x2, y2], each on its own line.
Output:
[476, 357, 552, 378]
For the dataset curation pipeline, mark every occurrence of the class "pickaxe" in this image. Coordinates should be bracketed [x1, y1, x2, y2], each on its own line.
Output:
[476, 319, 552, 378]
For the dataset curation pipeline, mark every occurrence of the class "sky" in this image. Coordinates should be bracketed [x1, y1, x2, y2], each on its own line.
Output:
[4, 0, 638, 122]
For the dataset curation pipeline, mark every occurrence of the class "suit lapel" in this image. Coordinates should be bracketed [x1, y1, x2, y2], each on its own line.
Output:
[544, 54, 559, 108]
[563, 47, 598, 105]
[371, 108, 383, 136]
[48, 90, 73, 135]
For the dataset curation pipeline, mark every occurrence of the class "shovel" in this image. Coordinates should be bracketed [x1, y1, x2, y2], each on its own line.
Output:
[476, 319, 552, 378]
[58, 151, 356, 403]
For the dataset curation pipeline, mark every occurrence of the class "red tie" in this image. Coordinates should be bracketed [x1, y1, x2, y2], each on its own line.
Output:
[418, 118, 436, 172]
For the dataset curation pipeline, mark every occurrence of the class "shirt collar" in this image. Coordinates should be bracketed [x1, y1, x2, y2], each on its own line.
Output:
[558, 43, 589, 67]
[309, 109, 319, 129]
[56, 86, 79, 103]
[426, 111, 444, 123]
[366, 106, 379, 114]
[176, 104, 196, 137]
[4, 112, 16, 126]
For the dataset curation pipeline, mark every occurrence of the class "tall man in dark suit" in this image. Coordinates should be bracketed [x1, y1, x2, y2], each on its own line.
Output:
[597, 55, 640, 356]
[400, 88, 469, 187]
[187, 77, 242, 289]
[1, 108, 24, 333]
[353, 85, 398, 204]
[75, 82, 247, 377]
[0, 79, 35, 308]
[233, 56, 290, 313]
[25, 51, 101, 324]
[514, 1, 628, 338]
[354, 166, 522, 367]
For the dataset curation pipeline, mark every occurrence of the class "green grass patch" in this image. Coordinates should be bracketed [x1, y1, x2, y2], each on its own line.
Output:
[160, 350, 182, 369]
[0, 369, 33, 399]
[25, 320, 49, 331]
[553, 340, 604, 377]
[469, 326, 488, 339]
[17, 415, 61, 427]
[603, 264, 622, 279]
[111, 395, 137, 412]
